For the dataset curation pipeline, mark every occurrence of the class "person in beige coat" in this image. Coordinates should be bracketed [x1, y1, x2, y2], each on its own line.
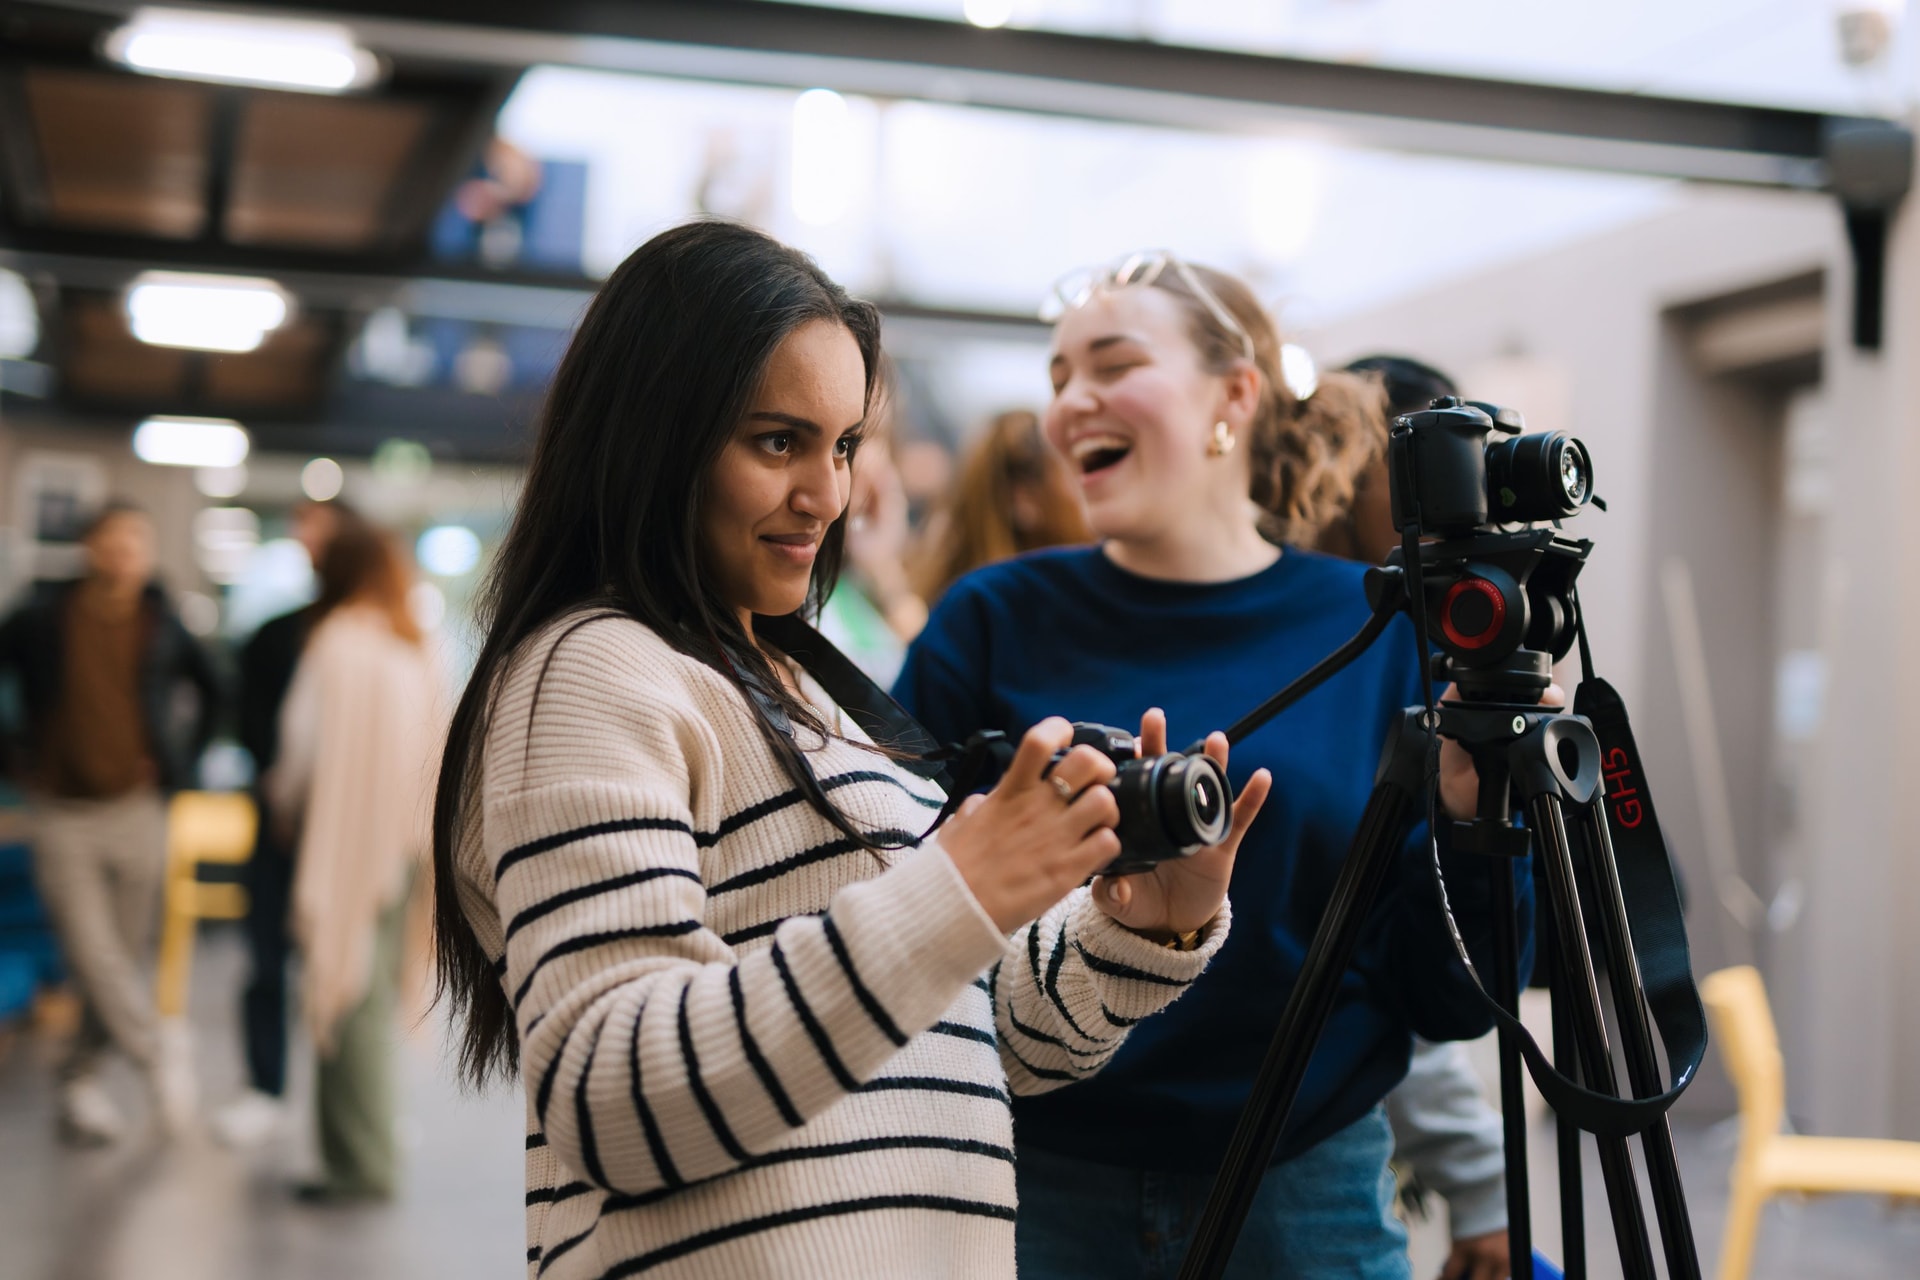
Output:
[270, 520, 443, 1200]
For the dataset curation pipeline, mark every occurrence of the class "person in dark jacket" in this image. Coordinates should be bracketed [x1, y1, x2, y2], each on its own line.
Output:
[212, 498, 359, 1148]
[0, 501, 223, 1143]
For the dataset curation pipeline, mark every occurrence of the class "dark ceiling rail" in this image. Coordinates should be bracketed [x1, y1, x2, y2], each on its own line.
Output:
[208, 0, 1859, 188]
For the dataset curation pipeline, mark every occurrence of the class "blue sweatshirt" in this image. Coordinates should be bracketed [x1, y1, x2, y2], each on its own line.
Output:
[893, 545, 1535, 1170]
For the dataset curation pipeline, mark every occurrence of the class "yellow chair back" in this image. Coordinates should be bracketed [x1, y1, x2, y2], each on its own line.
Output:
[167, 790, 257, 865]
[1700, 965, 1786, 1155]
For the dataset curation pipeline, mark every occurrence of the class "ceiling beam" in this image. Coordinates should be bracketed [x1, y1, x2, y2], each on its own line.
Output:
[104, 0, 1857, 188]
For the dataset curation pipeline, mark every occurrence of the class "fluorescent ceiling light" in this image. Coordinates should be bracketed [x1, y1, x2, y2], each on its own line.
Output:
[126, 271, 291, 353]
[134, 416, 251, 468]
[106, 8, 378, 93]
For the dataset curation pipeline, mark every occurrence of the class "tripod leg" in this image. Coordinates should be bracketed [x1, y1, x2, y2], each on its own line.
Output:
[1491, 855, 1534, 1280]
[1552, 940, 1587, 1280]
[1177, 716, 1424, 1280]
[1526, 797, 1658, 1280]
[1576, 804, 1704, 1280]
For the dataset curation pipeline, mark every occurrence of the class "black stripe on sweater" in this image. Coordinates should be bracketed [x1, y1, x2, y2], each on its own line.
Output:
[599, 1134, 1017, 1213]
[506, 867, 703, 944]
[496, 818, 692, 881]
[539, 1220, 599, 1276]
[628, 999, 683, 1189]
[719, 918, 780, 947]
[597, 1195, 1016, 1278]
[694, 772, 944, 847]
[533, 1030, 568, 1128]
[730, 964, 802, 1127]
[769, 940, 858, 1091]
[929, 1019, 995, 1047]
[526, 1132, 547, 1150]
[708, 831, 919, 897]
[1070, 938, 1192, 987]
[858, 1075, 1012, 1107]
[526, 1181, 594, 1207]
[999, 1032, 1079, 1083]
[1029, 924, 1107, 1046]
[1003, 1004, 1106, 1059]
[527, 1246, 542, 1264]
[513, 921, 701, 1008]
[679, 983, 749, 1162]
[573, 1019, 612, 1187]
[821, 915, 906, 1047]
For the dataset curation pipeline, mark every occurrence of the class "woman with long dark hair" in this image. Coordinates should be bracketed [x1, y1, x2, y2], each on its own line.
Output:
[430, 222, 1270, 1279]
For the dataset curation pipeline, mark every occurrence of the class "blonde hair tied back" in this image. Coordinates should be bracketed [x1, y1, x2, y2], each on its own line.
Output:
[1151, 264, 1388, 545]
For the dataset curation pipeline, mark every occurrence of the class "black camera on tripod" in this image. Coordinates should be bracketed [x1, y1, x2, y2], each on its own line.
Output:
[1382, 397, 1599, 695]
[1044, 723, 1232, 876]
[1388, 397, 1596, 536]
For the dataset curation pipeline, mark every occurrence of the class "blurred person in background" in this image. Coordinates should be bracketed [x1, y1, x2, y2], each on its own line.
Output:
[817, 406, 928, 686]
[0, 501, 222, 1143]
[1309, 355, 1458, 566]
[1304, 354, 1513, 1280]
[215, 498, 363, 1147]
[896, 255, 1536, 1279]
[912, 409, 1090, 605]
[267, 519, 443, 1201]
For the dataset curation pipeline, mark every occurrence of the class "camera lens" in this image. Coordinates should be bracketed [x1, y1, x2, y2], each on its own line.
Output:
[1158, 753, 1231, 849]
[1485, 430, 1593, 524]
[1556, 438, 1591, 506]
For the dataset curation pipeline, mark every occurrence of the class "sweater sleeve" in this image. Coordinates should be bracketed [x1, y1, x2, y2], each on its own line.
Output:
[1383, 1038, 1508, 1238]
[991, 889, 1229, 1096]
[485, 672, 1012, 1197]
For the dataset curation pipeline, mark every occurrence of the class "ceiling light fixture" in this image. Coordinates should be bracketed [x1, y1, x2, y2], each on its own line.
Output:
[133, 416, 251, 468]
[125, 271, 291, 353]
[106, 7, 379, 93]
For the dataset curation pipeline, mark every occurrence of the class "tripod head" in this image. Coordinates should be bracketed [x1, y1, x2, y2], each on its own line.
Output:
[1382, 395, 1600, 706]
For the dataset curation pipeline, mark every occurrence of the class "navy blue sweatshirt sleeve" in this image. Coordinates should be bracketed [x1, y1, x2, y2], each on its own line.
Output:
[1382, 820, 1536, 1042]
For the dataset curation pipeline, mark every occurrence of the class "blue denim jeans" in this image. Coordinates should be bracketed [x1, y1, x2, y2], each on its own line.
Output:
[1015, 1106, 1411, 1280]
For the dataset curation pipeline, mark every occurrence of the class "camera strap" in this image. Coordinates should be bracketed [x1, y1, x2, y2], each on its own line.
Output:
[1413, 596, 1708, 1139]
[754, 612, 1010, 832]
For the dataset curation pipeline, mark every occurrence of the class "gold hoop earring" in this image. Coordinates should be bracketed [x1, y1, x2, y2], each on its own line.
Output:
[1208, 420, 1236, 457]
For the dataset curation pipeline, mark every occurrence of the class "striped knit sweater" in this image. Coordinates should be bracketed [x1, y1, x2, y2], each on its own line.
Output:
[451, 613, 1230, 1280]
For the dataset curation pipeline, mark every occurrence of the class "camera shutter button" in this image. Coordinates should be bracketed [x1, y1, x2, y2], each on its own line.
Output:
[1440, 578, 1506, 650]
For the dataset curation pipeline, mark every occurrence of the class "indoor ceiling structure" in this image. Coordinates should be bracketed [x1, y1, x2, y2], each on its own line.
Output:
[0, 0, 1904, 461]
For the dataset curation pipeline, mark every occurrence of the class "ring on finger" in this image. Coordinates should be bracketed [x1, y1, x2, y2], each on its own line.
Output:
[1049, 774, 1076, 803]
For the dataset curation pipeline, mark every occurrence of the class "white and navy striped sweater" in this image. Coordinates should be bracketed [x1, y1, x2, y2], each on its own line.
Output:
[451, 614, 1229, 1279]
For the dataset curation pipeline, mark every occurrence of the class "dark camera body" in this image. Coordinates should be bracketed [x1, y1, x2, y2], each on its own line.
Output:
[1388, 397, 1593, 538]
[1047, 723, 1233, 876]
[1380, 397, 1598, 688]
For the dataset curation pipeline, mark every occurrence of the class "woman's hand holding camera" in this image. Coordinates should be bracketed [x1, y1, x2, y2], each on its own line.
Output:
[1092, 708, 1272, 941]
[939, 718, 1129, 935]
[1436, 682, 1568, 819]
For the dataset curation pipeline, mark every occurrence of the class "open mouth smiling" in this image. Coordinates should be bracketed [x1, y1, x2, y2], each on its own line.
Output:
[1070, 433, 1132, 476]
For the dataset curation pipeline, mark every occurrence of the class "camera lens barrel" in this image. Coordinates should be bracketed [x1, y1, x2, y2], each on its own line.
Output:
[1053, 725, 1236, 876]
[1485, 431, 1593, 524]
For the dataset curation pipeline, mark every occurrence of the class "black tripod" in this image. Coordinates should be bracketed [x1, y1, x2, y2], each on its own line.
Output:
[1176, 555, 1702, 1280]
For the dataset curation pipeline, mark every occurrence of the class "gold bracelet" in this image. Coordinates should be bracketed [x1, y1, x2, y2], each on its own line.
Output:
[1160, 928, 1203, 952]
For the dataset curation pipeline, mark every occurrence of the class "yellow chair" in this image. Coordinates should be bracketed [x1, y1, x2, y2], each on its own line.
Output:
[1699, 964, 1920, 1280]
[155, 791, 257, 1019]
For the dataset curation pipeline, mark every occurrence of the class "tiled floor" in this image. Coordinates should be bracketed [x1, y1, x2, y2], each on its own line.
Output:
[3, 931, 1917, 1280]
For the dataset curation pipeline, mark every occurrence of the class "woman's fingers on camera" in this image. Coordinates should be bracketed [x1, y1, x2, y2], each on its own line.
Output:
[1067, 780, 1119, 834]
[1055, 743, 1117, 794]
[1226, 768, 1274, 844]
[1006, 717, 1075, 786]
[1137, 707, 1168, 757]
[1202, 730, 1230, 772]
